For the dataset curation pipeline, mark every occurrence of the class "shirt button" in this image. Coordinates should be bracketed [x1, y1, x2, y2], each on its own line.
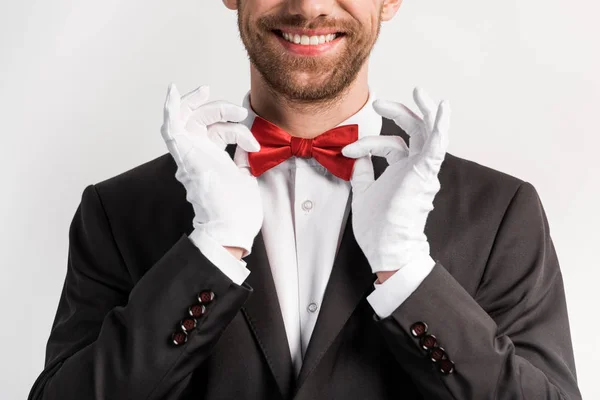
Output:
[301, 200, 313, 211]
[307, 302, 318, 313]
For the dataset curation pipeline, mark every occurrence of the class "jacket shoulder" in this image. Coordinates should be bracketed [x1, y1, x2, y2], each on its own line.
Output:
[436, 151, 530, 234]
[442, 152, 525, 192]
[94, 153, 178, 197]
[89, 153, 191, 271]
[428, 151, 537, 293]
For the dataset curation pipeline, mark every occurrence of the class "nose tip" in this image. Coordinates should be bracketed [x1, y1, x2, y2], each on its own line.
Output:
[286, 0, 334, 19]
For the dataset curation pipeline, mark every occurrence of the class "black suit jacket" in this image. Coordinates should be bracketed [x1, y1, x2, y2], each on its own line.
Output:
[29, 118, 581, 399]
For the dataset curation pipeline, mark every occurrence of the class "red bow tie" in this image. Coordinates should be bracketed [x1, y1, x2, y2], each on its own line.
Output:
[247, 116, 359, 181]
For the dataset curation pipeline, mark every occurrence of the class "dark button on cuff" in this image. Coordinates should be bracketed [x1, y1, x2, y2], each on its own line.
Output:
[198, 290, 215, 304]
[180, 317, 197, 333]
[439, 359, 455, 375]
[189, 304, 207, 318]
[171, 330, 188, 346]
[429, 347, 447, 363]
[420, 334, 437, 351]
[410, 321, 428, 338]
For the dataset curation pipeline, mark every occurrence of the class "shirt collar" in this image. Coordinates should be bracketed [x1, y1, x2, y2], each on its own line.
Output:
[239, 90, 382, 139]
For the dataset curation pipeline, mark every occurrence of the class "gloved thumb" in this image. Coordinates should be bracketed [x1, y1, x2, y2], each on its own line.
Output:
[349, 156, 374, 194]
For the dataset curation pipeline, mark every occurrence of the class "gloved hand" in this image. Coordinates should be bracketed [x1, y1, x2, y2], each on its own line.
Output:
[160, 83, 263, 257]
[341, 87, 450, 274]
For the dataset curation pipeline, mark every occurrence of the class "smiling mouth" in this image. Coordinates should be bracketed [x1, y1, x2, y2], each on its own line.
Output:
[272, 29, 346, 46]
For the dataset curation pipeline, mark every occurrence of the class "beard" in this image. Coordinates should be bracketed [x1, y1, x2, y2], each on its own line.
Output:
[236, 2, 383, 104]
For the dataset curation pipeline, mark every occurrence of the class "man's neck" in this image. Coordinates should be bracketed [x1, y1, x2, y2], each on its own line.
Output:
[248, 65, 370, 139]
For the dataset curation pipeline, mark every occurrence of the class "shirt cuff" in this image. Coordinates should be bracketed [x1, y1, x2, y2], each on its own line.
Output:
[188, 228, 250, 286]
[367, 253, 436, 319]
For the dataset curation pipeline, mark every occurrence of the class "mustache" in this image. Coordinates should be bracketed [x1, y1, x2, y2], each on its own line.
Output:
[256, 14, 359, 35]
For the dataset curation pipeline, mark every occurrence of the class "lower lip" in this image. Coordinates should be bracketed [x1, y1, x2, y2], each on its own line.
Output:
[274, 32, 343, 56]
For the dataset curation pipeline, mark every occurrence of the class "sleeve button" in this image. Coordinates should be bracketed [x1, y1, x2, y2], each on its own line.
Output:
[410, 321, 428, 338]
[171, 330, 188, 346]
[189, 303, 207, 318]
[420, 334, 437, 351]
[180, 317, 197, 333]
[429, 347, 447, 363]
[198, 290, 215, 304]
[439, 359, 455, 375]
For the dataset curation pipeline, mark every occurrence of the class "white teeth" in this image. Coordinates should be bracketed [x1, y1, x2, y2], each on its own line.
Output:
[280, 31, 338, 46]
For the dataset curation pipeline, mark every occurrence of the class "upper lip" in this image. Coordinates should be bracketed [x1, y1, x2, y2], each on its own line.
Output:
[275, 28, 342, 36]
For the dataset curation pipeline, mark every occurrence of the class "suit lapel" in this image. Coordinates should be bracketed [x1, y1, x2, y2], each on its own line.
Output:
[224, 144, 295, 399]
[241, 230, 295, 399]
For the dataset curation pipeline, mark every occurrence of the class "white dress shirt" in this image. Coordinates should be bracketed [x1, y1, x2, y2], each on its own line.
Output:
[190, 90, 433, 376]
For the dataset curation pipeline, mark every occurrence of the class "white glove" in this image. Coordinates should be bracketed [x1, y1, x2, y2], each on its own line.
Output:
[341, 87, 450, 274]
[160, 83, 263, 257]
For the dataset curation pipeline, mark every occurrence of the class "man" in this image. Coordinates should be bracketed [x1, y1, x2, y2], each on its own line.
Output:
[29, 0, 581, 399]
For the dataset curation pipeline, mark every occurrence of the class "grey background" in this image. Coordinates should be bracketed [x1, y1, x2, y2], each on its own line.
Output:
[1, 0, 597, 398]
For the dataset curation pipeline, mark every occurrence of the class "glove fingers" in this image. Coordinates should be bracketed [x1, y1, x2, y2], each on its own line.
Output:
[192, 100, 249, 126]
[163, 137, 187, 170]
[233, 145, 253, 177]
[412, 86, 437, 134]
[161, 83, 184, 141]
[342, 136, 409, 165]
[207, 122, 261, 152]
[418, 100, 451, 174]
[426, 100, 451, 156]
[372, 99, 422, 135]
[180, 85, 210, 123]
[161, 83, 190, 169]
[349, 156, 375, 194]
[372, 99, 428, 154]
[368, 136, 410, 164]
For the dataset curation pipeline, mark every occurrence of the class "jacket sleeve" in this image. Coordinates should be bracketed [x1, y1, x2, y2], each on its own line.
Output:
[373, 182, 581, 399]
[28, 184, 253, 400]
